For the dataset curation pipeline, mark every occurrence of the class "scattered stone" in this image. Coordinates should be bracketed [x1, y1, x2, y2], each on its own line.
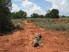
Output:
[33, 33, 43, 47]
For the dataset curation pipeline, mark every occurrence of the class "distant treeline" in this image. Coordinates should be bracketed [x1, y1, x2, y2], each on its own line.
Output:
[11, 9, 66, 19]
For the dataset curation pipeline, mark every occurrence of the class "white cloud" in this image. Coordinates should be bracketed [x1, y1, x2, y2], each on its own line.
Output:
[12, 0, 23, 2]
[46, 0, 69, 16]
[11, 4, 20, 12]
[22, 0, 46, 16]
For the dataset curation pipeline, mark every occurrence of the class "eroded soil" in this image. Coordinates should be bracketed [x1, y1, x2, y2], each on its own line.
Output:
[0, 20, 69, 52]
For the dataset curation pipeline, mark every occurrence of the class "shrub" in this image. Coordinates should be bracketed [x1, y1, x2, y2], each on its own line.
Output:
[28, 18, 69, 31]
[12, 19, 24, 30]
[45, 9, 59, 18]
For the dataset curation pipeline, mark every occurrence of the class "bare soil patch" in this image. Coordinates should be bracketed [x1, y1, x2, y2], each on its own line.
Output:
[0, 20, 69, 52]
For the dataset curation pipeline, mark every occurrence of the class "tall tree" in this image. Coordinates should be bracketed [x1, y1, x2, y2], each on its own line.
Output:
[0, 0, 13, 34]
[50, 9, 59, 18]
[45, 9, 59, 18]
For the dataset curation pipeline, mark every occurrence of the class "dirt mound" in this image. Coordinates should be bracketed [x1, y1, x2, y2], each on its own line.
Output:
[0, 20, 69, 52]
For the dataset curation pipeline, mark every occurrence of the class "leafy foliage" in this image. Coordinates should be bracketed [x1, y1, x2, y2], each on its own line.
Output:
[0, 0, 14, 35]
[31, 13, 44, 18]
[45, 9, 59, 18]
[11, 10, 27, 19]
[30, 9, 59, 18]
[31, 13, 39, 18]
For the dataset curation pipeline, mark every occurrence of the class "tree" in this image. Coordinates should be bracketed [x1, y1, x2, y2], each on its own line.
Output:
[31, 13, 39, 18]
[0, 0, 13, 34]
[45, 10, 51, 18]
[39, 15, 44, 18]
[45, 9, 59, 18]
[62, 15, 65, 18]
[50, 9, 59, 18]
[14, 10, 27, 19]
[11, 12, 16, 19]
[31, 13, 45, 18]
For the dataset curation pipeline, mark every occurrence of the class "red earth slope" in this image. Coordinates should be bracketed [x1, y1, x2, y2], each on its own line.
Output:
[0, 20, 69, 52]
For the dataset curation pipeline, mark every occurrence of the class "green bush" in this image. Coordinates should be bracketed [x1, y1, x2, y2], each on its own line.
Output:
[15, 24, 22, 29]
[45, 23, 69, 31]
[11, 19, 24, 30]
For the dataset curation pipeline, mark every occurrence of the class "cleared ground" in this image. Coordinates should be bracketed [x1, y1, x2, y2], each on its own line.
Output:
[0, 19, 69, 52]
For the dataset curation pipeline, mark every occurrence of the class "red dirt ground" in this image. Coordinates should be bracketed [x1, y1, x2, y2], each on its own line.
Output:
[0, 20, 69, 52]
[52, 19, 69, 23]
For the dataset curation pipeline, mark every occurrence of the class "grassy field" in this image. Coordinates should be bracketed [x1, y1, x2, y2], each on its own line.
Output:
[27, 18, 69, 31]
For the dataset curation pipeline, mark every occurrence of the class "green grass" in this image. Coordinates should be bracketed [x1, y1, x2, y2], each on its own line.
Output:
[27, 18, 69, 31]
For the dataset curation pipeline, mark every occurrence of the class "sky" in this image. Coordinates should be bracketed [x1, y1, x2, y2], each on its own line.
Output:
[11, 0, 69, 16]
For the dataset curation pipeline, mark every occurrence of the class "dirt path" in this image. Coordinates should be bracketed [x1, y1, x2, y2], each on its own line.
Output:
[0, 20, 69, 52]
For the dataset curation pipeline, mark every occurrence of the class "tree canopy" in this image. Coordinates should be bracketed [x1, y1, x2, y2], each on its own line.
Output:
[45, 9, 59, 18]
[31, 13, 39, 18]
[31, 13, 44, 18]
[11, 10, 27, 19]
[0, 0, 13, 35]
